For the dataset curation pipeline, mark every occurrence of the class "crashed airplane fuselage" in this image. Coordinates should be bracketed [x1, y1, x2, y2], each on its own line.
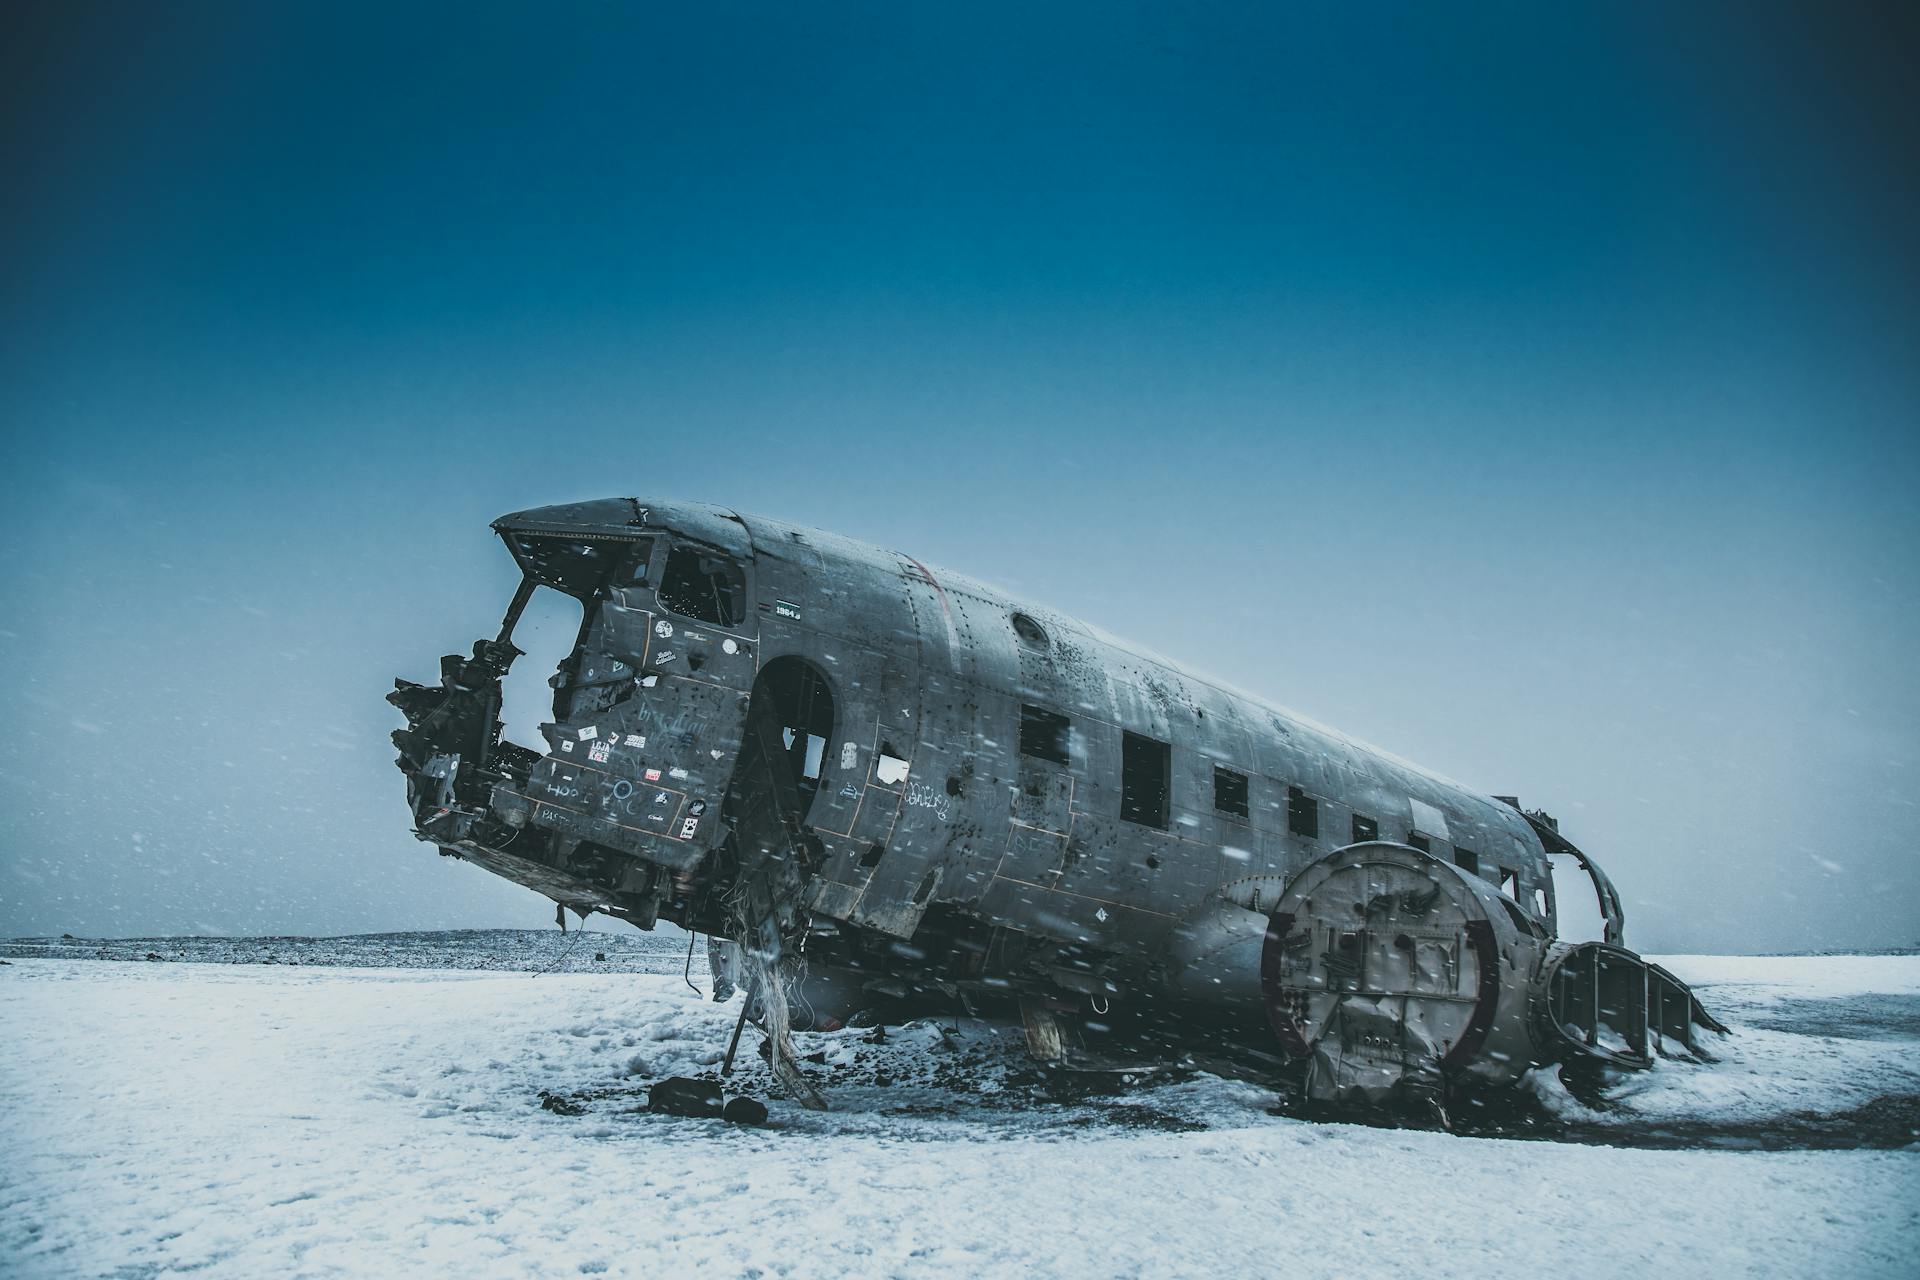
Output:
[389, 499, 1720, 1112]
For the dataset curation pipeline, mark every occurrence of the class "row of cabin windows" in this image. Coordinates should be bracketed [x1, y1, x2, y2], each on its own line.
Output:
[1015, 701, 1525, 892]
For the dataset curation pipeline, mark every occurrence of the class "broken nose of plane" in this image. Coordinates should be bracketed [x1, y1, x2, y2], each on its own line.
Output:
[491, 497, 653, 538]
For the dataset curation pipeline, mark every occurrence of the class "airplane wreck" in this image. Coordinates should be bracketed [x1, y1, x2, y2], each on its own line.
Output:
[389, 499, 1722, 1117]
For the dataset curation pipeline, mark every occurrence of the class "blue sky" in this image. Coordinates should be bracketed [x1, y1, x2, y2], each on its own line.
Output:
[2, 2, 1915, 950]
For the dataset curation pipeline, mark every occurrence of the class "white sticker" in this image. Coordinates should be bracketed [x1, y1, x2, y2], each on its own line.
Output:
[668, 767, 688, 780]
[840, 742, 859, 771]
[624, 734, 646, 748]
[578, 726, 599, 741]
[721, 638, 739, 655]
[679, 816, 700, 840]
[875, 754, 910, 786]
[588, 742, 610, 764]
[654, 620, 673, 639]
[560, 740, 575, 752]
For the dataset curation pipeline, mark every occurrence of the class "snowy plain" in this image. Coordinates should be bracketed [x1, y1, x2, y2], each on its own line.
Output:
[2, 940, 1916, 1279]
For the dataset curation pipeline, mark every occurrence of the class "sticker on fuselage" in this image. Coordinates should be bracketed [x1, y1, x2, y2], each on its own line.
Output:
[774, 600, 802, 621]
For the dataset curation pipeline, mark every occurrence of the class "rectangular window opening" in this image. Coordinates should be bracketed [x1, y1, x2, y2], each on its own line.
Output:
[1287, 786, 1319, 839]
[1213, 766, 1249, 819]
[1454, 846, 1479, 876]
[1499, 867, 1519, 900]
[658, 545, 745, 627]
[1351, 813, 1378, 843]
[1121, 731, 1170, 829]
[1018, 704, 1071, 765]
[1407, 832, 1430, 853]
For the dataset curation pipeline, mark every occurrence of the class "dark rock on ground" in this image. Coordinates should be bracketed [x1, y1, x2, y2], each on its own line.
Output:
[649, 1076, 724, 1118]
[723, 1096, 769, 1126]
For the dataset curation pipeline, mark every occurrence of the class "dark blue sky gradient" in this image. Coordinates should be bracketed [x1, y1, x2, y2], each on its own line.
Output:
[2, 3, 1915, 949]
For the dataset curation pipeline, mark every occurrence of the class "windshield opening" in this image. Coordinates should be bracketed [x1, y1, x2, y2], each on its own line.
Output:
[497, 584, 587, 750]
[507, 533, 624, 598]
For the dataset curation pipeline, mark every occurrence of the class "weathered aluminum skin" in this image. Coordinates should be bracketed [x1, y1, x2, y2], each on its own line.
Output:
[387, 497, 1713, 1108]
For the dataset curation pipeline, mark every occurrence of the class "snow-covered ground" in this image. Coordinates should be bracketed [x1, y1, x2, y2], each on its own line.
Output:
[2, 947, 1916, 1279]
[0, 928, 698, 974]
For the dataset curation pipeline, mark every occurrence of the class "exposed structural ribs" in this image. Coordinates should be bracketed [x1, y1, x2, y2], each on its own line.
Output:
[1535, 942, 1728, 1069]
[1253, 843, 1725, 1111]
[1507, 802, 1627, 947]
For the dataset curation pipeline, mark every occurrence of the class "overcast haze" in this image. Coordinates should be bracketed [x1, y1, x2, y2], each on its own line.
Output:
[2, 2, 1916, 952]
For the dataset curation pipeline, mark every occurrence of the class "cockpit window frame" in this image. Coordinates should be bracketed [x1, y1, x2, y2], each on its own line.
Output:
[501, 531, 630, 600]
[657, 542, 748, 628]
[620, 537, 659, 590]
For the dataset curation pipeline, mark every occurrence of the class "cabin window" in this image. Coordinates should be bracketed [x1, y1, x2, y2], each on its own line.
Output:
[1011, 612, 1049, 650]
[1121, 732, 1170, 829]
[1351, 813, 1378, 843]
[1287, 786, 1319, 839]
[1407, 832, 1430, 853]
[1019, 705, 1071, 765]
[1499, 867, 1519, 899]
[658, 546, 745, 626]
[1454, 846, 1479, 875]
[1213, 766, 1249, 819]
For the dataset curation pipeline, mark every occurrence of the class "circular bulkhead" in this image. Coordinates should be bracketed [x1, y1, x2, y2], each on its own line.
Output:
[1259, 842, 1548, 1104]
